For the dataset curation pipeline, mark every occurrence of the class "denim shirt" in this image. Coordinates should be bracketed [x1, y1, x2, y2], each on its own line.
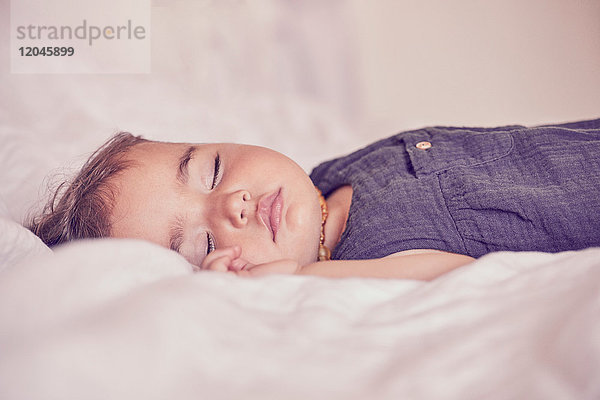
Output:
[310, 119, 600, 259]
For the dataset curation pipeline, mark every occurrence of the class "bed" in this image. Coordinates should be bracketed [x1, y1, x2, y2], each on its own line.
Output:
[1, 218, 599, 399]
[1, 1, 599, 399]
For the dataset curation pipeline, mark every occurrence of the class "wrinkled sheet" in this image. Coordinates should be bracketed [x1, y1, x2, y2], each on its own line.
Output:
[0, 239, 598, 400]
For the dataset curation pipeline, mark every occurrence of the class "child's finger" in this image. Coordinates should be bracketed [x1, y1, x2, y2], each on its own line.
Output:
[229, 257, 252, 272]
[204, 254, 234, 272]
[201, 246, 241, 270]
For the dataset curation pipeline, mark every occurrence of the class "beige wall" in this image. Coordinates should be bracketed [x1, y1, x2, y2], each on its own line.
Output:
[350, 0, 600, 134]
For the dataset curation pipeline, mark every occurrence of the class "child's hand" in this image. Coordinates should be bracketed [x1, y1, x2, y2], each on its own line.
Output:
[236, 259, 301, 277]
[199, 246, 300, 277]
[200, 246, 250, 274]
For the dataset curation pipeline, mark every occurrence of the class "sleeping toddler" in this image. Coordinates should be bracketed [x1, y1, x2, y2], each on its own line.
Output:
[28, 118, 600, 280]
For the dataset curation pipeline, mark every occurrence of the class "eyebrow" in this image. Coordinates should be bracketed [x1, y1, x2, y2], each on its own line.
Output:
[169, 216, 185, 253]
[176, 145, 197, 185]
[170, 146, 197, 254]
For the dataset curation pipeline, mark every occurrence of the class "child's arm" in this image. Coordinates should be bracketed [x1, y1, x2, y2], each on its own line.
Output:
[201, 247, 474, 281]
[296, 251, 474, 281]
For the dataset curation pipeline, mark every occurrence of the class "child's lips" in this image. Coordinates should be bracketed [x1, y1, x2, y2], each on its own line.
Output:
[270, 189, 283, 240]
[258, 188, 282, 242]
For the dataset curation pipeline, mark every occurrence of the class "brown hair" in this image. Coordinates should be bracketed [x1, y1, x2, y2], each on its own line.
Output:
[28, 132, 148, 247]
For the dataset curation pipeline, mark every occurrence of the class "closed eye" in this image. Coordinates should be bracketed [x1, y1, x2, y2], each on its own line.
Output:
[206, 153, 221, 255]
[211, 154, 221, 190]
[206, 232, 216, 255]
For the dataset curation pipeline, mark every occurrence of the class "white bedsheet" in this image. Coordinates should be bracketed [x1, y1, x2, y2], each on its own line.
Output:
[0, 239, 598, 399]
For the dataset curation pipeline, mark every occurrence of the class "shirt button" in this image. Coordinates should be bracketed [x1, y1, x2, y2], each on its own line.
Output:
[416, 141, 432, 150]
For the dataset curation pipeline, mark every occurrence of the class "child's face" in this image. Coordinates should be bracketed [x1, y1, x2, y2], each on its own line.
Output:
[110, 141, 323, 268]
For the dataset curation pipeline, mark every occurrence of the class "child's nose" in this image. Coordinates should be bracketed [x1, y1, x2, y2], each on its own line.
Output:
[220, 190, 251, 228]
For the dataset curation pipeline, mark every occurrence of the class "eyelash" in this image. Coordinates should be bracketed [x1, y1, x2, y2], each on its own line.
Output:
[206, 153, 221, 255]
[211, 154, 221, 190]
[206, 232, 216, 254]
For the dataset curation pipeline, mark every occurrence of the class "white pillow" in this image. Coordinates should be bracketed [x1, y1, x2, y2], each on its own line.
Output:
[0, 198, 51, 272]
